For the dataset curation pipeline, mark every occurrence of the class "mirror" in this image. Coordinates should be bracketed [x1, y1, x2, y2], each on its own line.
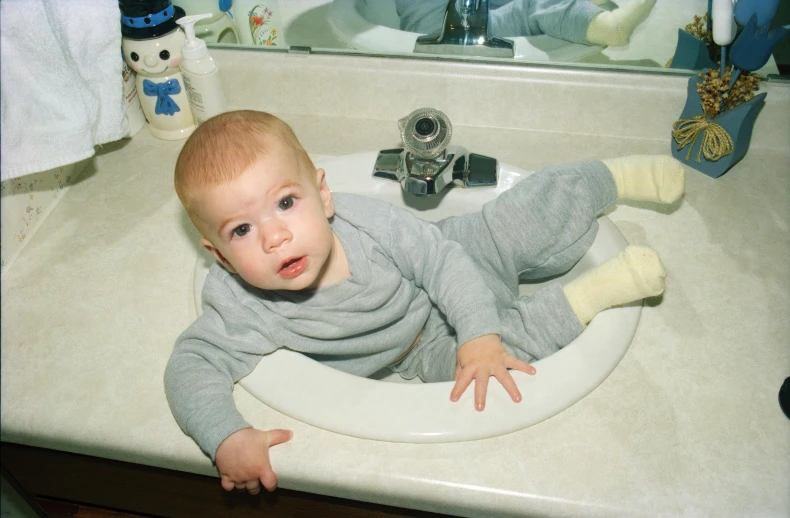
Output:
[184, 0, 788, 78]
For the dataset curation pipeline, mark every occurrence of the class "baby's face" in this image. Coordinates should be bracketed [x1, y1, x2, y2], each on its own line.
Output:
[193, 146, 341, 291]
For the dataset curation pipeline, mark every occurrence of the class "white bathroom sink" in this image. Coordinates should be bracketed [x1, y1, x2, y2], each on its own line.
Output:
[328, 0, 605, 62]
[191, 152, 641, 442]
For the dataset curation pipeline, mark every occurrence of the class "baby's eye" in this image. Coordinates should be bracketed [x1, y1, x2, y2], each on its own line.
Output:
[130, 52, 139, 62]
[233, 224, 251, 237]
[278, 197, 294, 211]
[159, 50, 170, 60]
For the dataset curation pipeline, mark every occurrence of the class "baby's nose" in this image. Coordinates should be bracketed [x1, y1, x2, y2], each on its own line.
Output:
[143, 54, 158, 68]
[263, 226, 290, 251]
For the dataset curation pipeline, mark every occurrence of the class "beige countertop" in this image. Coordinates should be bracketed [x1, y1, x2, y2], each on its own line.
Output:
[2, 51, 789, 517]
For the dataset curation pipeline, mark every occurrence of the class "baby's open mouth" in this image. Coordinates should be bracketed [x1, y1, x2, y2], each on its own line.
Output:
[278, 257, 307, 279]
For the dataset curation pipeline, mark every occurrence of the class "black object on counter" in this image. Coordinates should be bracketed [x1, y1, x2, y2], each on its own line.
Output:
[779, 376, 790, 420]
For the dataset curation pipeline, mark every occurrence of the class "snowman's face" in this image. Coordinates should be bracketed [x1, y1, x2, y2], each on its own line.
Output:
[122, 29, 186, 77]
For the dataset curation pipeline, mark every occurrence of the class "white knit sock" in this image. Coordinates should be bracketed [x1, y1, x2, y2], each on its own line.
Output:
[586, 0, 656, 46]
[563, 245, 666, 325]
[604, 155, 685, 204]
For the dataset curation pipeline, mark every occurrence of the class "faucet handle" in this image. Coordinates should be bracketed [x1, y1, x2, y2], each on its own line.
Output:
[373, 148, 404, 181]
[398, 108, 453, 160]
[452, 153, 499, 187]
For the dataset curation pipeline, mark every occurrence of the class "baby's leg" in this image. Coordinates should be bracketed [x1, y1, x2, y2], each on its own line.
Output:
[586, 0, 656, 47]
[498, 283, 586, 362]
[491, 0, 604, 43]
[495, 245, 665, 363]
[437, 159, 617, 289]
[563, 245, 665, 325]
[394, 0, 446, 33]
[437, 156, 680, 295]
[604, 155, 685, 204]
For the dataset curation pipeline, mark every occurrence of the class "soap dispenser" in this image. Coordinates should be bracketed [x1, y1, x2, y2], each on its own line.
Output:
[176, 14, 228, 125]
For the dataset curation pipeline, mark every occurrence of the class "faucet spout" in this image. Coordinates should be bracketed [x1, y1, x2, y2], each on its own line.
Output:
[456, 0, 484, 31]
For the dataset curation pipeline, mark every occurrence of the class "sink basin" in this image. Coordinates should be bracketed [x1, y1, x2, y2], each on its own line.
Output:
[328, 0, 605, 62]
[191, 152, 641, 442]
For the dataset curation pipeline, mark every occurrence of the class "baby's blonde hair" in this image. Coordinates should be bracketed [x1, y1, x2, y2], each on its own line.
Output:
[174, 110, 315, 213]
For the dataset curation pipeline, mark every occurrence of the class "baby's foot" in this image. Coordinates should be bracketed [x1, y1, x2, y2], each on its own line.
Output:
[604, 155, 685, 205]
[619, 245, 666, 297]
[586, 0, 656, 47]
[563, 245, 665, 325]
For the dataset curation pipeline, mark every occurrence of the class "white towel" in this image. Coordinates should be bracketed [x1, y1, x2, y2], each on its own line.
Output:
[0, 0, 128, 181]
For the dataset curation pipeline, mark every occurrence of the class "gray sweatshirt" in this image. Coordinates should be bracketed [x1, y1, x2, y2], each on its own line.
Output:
[165, 193, 503, 459]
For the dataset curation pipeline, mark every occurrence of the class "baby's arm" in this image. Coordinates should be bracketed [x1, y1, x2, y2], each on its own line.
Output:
[164, 269, 289, 492]
[165, 344, 292, 493]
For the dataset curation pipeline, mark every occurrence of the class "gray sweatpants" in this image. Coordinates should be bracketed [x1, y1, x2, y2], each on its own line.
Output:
[392, 159, 617, 382]
[396, 0, 603, 44]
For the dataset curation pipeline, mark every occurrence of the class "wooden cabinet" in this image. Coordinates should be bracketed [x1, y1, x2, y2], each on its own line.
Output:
[1, 443, 452, 518]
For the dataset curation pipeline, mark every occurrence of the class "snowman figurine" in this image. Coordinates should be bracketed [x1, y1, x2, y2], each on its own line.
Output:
[120, 0, 195, 140]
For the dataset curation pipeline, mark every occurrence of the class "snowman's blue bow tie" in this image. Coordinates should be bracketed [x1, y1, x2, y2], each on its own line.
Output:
[143, 79, 182, 116]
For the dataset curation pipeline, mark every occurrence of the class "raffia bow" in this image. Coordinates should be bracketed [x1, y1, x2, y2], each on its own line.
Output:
[672, 114, 734, 163]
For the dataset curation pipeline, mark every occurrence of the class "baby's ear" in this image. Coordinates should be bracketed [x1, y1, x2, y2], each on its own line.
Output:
[200, 237, 237, 273]
[315, 168, 334, 218]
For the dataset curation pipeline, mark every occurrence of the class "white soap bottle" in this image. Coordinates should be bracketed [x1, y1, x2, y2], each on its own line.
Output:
[176, 14, 227, 125]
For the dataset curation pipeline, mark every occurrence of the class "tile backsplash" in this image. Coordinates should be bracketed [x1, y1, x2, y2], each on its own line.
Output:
[0, 161, 86, 277]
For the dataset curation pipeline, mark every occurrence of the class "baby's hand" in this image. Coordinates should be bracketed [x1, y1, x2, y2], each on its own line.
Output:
[214, 427, 292, 494]
[450, 334, 536, 411]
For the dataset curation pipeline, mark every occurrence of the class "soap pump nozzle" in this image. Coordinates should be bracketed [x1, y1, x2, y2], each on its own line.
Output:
[176, 13, 213, 60]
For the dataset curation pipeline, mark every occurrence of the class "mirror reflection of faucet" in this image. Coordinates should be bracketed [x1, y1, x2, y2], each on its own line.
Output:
[329, 0, 605, 63]
[414, 0, 515, 58]
[373, 108, 498, 197]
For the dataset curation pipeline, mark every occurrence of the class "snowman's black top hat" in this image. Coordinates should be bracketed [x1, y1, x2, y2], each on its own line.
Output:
[119, 0, 186, 40]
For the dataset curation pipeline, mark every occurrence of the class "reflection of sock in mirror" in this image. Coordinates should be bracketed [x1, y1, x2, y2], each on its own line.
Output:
[586, 0, 656, 46]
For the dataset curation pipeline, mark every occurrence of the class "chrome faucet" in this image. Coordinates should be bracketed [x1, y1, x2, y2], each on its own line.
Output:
[373, 108, 498, 197]
[414, 0, 514, 58]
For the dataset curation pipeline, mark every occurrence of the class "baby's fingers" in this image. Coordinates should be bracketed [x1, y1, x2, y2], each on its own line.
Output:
[266, 428, 293, 447]
[220, 476, 236, 492]
[505, 356, 536, 376]
[474, 373, 490, 411]
[259, 429, 292, 492]
[261, 468, 278, 492]
[494, 367, 522, 403]
[246, 479, 261, 495]
[450, 369, 475, 402]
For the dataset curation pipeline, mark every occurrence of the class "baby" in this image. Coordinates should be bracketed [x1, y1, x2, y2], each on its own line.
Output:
[165, 110, 684, 495]
[396, 0, 657, 47]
